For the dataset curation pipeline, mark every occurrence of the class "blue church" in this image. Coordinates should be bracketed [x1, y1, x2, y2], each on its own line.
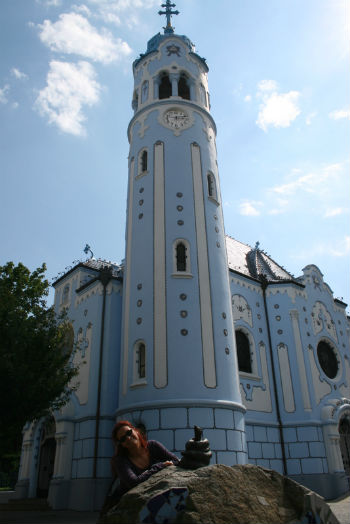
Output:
[15, 2, 350, 510]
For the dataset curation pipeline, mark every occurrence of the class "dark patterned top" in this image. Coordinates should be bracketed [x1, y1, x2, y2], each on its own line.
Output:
[115, 440, 179, 495]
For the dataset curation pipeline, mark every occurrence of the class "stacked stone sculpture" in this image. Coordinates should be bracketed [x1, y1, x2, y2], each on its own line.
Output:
[179, 426, 212, 469]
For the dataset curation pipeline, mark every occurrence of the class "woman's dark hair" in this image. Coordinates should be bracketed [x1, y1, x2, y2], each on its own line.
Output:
[110, 420, 148, 475]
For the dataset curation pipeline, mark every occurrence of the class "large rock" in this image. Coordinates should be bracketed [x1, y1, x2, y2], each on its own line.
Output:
[98, 464, 340, 524]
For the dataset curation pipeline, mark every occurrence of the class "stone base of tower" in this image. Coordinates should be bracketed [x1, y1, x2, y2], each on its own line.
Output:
[116, 401, 248, 466]
[47, 478, 111, 510]
[288, 472, 349, 500]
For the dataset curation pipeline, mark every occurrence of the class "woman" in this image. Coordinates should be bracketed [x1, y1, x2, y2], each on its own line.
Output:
[111, 420, 179, 497]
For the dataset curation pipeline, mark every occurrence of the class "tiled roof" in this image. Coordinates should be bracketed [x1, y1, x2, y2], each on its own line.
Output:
[225, 235, 296, 283]
[53, 258, 123, 286]
[82, 258, 123, 278]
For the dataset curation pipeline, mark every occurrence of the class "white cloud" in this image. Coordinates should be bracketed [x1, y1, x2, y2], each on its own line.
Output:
[72, 5, 92, 17]
[271, 163, 342, 196]
[306, 112, 317, 125]
[256, 90, 301, 132]
[35, 60, 101, 136]
[11, 67, 28, 80]
[0, 84, 10, 104]
[324, 207, 348, 218]
[244, 94, 251, 102]
[255, 79, 301, 132]
[329, 108, 350, 120]
[36, 0, 62, 6]
[268, 198, 289, 215]
[38, 12, 131, 64]
[239, 201, 261, 216]
[257, 79, 278, 92]
[86, 0, 159, 28]
[291, 236, 350, 260]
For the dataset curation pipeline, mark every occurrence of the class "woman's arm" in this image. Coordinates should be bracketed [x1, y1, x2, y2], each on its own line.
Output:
[148, 440, 180, 465]
[116, 456, 169, 490]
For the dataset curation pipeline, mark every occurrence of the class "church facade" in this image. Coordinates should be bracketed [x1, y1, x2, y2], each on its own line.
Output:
[15, 3, 350, 510]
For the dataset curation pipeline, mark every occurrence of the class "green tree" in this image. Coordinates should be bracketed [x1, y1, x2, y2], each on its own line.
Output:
[0, 262, 79, 460]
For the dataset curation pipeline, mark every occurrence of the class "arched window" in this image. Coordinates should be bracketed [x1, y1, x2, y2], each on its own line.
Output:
[137, 148, 148, 177]
[141, 80, 149, 104]
[137, 343, 146, 379]
[235, 330, 252, 373]
[141, 150, 147, 172]
[173, 239, 191, 277]
[62, 284, 70, 305]
[132, 341, 147, 385]
[132, 90, 139, 112]
[317, 340, 339, 379]
[159, 73, 171, 99]
[176, 242, 187, 272]
[178, 74, 190, 100]
[60, 322, 74, 359]
[200, 84, 207, 106]
[207, 172, 218, 201]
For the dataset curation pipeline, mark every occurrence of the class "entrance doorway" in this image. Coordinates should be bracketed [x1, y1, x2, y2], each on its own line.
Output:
[36, 418, 56, 498]
[339, 415, 350, 488]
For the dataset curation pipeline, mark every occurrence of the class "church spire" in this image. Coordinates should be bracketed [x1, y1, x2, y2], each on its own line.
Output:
[158, 0, 179, 34]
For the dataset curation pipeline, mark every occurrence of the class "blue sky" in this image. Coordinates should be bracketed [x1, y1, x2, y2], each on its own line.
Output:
[1, 0, 349, 308]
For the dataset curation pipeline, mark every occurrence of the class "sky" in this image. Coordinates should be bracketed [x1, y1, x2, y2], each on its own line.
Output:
[1, 0, 349, 309]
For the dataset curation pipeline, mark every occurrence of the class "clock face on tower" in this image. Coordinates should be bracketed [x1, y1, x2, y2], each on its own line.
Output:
[163, 109, 190, 130]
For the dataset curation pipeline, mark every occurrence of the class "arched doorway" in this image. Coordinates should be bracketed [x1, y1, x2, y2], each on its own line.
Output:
[339, 415, 350, 488]
[37, 417, 56, 498]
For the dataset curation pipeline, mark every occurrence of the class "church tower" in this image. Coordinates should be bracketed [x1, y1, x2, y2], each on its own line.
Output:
[118, 2, 247, 464]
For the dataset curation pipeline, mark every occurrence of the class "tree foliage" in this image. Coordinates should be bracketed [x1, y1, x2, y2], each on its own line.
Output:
[0, 262, 79, 456]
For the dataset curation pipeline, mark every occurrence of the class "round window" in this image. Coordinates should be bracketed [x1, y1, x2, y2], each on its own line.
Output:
[317, 340, 339, 379]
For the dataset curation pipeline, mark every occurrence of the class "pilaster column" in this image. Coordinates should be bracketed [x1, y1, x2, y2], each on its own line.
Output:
[153, 77, 160, 100]
[169, 73, 179, 96]
[189, 80, 196, 102]
[289, 309, 312, 411]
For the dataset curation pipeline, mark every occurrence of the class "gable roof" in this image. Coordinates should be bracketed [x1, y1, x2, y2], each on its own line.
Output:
[225, 235, 298, 284]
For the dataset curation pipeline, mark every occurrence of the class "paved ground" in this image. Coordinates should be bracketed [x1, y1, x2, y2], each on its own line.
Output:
[0, 494, 348, 524]
[328, 493, 350, 524]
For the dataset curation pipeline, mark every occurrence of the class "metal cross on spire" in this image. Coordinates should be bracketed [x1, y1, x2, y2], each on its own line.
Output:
[158, 0, 179, 34]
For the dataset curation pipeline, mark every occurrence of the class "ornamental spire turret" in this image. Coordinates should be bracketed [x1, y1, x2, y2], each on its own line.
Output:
[158, 0, 179, 34]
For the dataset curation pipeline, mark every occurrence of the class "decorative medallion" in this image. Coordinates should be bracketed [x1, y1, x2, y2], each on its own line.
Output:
[166, 44, 181, 56]
[160, 108, 193, 135]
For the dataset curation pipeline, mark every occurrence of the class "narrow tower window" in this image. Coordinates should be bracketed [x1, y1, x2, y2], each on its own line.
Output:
[141, 80, 149, 103]
[138, 148, 148, 176]
[178, 74, 190, 100]
[159, 73, 172, 99]
[132, 90, 139, 112]
[235, 330, 252, 373]
[132, 341, 147, 385]
[62, 284, 70, 305]
[207, 172, 218, 201]
[200, 84, 207, 106]
[137, 343, 146, 379]
[176, 242, 187, 272]
[141, 150, 147, 172]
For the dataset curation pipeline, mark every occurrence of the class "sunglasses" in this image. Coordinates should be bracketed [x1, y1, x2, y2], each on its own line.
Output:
[117, 428, 132, 443]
